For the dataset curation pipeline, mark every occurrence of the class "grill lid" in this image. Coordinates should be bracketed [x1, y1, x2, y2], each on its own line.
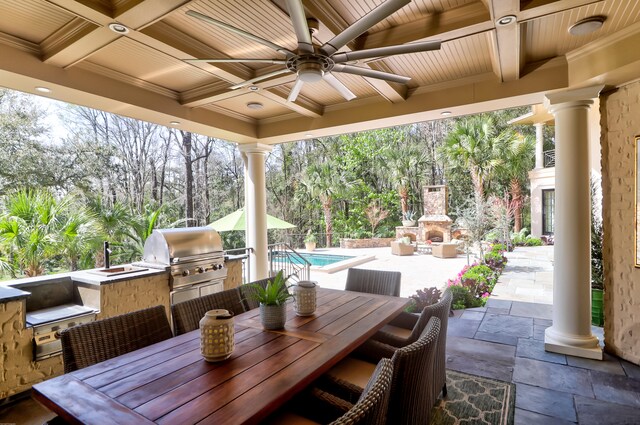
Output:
[142, 227, 223, 265]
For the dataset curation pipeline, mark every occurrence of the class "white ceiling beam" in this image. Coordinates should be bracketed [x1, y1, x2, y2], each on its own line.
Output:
[359, 1, 492, 47]
[488, 0, 521, 82]
[41, 0, 191, 67]
[259, 88, 323, 118]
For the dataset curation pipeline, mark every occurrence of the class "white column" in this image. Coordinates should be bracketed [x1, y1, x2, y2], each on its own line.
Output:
[544, 85, 603, 360]
[535, 123, 544, 169]
[239, 143, 272, 281]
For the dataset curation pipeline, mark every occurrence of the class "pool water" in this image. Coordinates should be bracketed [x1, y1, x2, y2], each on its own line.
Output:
[277, 252, 354, 267]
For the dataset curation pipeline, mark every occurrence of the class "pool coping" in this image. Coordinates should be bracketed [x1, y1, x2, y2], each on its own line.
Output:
[310, 254, 376, 274]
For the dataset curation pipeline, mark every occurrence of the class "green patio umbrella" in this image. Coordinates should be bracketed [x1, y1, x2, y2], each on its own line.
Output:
[208, 207, 296, 231]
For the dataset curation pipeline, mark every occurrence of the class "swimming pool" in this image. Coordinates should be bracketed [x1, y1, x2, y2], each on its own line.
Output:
[275, 252, 354, 267]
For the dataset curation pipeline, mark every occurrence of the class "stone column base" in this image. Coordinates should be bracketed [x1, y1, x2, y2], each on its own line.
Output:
[544, 326, 602, 360]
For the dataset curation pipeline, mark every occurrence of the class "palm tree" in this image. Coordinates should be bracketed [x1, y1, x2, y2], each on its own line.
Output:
[388, 146, 428, 219]
[301, 162, 346, 247]
[494, 132, 535, 232]
[60, 206, 102, 271]
[440, 116, 502, 206]
[0, 190, 63, 276]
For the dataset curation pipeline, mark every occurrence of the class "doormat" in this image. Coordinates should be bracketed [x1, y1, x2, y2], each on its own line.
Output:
[430, 370, 516, 425]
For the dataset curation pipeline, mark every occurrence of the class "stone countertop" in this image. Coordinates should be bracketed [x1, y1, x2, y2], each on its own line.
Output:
[0, 285, 31, 302]
[70, 267, 167, 286]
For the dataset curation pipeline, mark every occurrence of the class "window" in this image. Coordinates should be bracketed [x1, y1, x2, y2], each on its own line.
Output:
[542, 189, 555, 235]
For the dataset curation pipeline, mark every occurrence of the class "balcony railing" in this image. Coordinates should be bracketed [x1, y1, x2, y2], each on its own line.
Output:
[544, 149, 555, 168]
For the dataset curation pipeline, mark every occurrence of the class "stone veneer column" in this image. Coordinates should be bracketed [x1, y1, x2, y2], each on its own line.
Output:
[535, 123, 544, 169]
[239, 143, 272, 280]
[543, 86, 603, 360]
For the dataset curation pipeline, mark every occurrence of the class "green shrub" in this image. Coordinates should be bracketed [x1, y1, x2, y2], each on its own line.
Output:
[524, 235, 543, 246]
[511, 228, 530, 246]
[491, 243, 507, 253]
[484, 251, 507, 270]
[449, 285, 477, 309]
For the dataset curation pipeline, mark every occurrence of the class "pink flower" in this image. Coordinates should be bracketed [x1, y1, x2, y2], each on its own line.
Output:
[482, 292, 490, 298]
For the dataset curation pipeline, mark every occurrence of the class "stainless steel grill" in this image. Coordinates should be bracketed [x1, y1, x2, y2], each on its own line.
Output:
[136, 227, 227, 304]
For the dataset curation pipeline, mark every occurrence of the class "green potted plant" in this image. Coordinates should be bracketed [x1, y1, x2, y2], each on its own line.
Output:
[246, 270, 292, 329]
[402, 210, 416, 227]
[304, 230, 317, 251]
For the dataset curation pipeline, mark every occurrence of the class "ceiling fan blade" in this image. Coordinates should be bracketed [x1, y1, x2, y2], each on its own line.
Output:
[187, 10, 295, 57]
[287, 79, 305, 102]
[332, 64, 410, 84]
[332, 40, 441, 63]
[320, 0, 410, 56]
[229, 69, 293, 90]
[285, 0, 314, 54]
[185, 58, 288, 64]
[323, 73, 356, 101]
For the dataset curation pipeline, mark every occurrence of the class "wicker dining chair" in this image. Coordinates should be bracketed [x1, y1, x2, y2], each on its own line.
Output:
[373, 288, 453, 398]
[59, 305, 172, 373]
[324, 317, 441, 425]
[171, 287, 246, 335]
[344, 268, 401, 297]
[268, 359, 394, 425]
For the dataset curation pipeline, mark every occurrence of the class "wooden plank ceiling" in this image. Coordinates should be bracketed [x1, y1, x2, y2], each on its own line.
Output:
[0, 0, 638, 143]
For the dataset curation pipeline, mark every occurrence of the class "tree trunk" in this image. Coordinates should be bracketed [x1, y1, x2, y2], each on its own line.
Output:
[182, 131, 194, 226]
[321, 196, 333, 247]
[511, 178, 523, 233]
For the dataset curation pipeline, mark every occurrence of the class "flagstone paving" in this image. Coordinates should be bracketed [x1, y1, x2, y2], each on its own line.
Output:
[445, 246, 640, 425]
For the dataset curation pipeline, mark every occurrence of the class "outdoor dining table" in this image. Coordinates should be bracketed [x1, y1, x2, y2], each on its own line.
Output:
[32, 287, 408, 425]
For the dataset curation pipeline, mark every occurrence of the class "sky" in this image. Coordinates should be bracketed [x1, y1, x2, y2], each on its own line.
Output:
[29, 93, 70, 143]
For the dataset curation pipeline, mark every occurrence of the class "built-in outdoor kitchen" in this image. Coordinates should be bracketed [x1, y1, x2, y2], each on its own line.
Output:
[0, 227, 243, 399]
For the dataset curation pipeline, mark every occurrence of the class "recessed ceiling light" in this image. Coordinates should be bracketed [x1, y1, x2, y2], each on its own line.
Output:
[248, 85, 260, 92]
[169, 121, 181, 125]
[441, 111, 452, 116]
[35, 86, 51, 93]
[246, 102, 264, 110]
[496, 15, 517, 26]
[569, 16, 606, 36]
[305, 134, 313, 138]
[108, 23, 129, 34]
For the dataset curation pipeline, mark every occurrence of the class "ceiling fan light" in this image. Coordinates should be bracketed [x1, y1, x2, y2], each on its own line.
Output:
[297, 61, 324, 83]
[246, 102, 264, 110]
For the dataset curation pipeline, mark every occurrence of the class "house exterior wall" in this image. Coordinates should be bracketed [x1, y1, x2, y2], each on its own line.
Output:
[529, 167, 556, 237]
[600, 81, 640, 365]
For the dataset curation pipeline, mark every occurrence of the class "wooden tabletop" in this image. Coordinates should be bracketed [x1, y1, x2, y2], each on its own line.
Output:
[32, 288, 408, 425]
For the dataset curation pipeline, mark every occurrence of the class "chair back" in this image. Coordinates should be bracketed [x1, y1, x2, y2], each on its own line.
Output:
[239, 277, 272, 310]
[60, 305, 172, 373]
[425, 288, 453, 399]
[387, 316, 441, 425]
[330, 358, 394, 425]
[171, 288, 246, 335]
[345, 269, 401, 297]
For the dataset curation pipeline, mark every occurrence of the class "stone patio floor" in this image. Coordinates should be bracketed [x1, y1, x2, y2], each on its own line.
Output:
[447, 246, 640, 425]
[2, 246, 639, 424]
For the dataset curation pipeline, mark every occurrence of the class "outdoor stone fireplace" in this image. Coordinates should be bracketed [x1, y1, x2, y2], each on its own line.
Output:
[418, 185, 453, 242]
[396, 185, 453, 243]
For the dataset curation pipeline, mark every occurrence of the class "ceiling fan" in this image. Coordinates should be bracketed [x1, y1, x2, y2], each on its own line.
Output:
[185, 0, 441, 102]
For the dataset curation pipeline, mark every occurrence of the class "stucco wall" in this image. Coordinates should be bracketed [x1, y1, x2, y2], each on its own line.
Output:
[97, 274, 171, 320]
[528, 167, 556, 237]
[601, 82, 640, 365]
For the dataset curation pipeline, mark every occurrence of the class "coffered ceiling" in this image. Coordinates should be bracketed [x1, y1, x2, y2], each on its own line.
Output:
[0, 0, 639, 144]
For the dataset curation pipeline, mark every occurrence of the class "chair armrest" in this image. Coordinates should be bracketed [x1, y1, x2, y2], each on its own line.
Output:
[315, 375, 364, 404]
[353, 339, 397, 363]
[388, 311, 419, 329]
[373, 330, 409, 347]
